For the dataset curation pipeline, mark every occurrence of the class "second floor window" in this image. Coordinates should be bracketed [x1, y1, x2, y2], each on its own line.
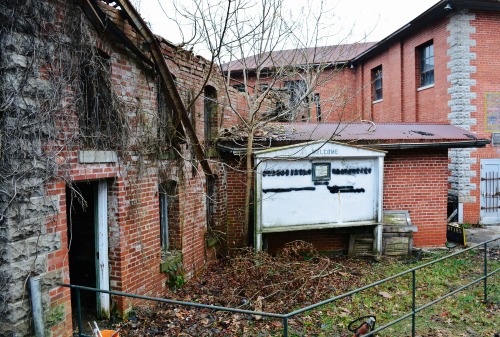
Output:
[419, 42, 434, 87]
[372, 66, 383, 101]
[284, 80, 307, 107]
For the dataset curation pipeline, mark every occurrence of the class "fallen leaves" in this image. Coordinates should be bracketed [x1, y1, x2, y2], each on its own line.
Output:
[110, 241, 369, 336]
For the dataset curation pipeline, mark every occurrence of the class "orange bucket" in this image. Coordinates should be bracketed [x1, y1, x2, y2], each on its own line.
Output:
[100, 330, 119, 337]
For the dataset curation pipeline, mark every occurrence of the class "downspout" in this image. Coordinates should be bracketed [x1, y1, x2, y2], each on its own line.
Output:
[30, 276, 45, 337]
[115, 0, 213, 176]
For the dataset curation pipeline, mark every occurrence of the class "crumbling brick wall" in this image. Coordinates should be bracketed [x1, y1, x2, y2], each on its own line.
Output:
[0, 0, 238, 335]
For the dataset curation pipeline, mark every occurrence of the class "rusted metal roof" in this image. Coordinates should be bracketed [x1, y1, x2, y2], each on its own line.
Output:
[222, 42, 376, 73]
[218, 122, 490, 153]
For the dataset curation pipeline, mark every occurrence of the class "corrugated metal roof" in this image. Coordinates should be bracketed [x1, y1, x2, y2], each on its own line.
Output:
[266, 122, 484, 142]
[218, 122, 490, 153]
[222, 42, 376, 73]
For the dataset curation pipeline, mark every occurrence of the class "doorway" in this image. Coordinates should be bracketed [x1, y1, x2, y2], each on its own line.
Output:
[480, 159, 500, 224]
[67, 180, 110, 318]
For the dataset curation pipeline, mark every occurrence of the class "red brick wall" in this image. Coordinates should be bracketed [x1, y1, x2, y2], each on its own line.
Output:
[313, 67, 359, 122]
[265, 230, 350, 254]
[465, 10, 500, 223]
[358, 18, 450, 124]
[223, 160, 248, 248]
[43, 3, 230, 334]
[383, 148, 449, 247]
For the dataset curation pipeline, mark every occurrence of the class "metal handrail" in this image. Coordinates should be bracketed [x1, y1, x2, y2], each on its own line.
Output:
[62, 237, 500, 337]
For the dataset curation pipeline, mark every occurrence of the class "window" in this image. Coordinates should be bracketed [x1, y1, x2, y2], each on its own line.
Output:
[80, 49, 115, 149]
[372, 66, 383, 101]
[204, 86, 218, 145]
[284, 80, 307, 107]
[206, 176, 217, 228]
[259, 83, 269, 92]
[232, 84, 245, 92]
[159, 181, 179, 250]
[419, 42, 434, 87]
[314, 93, 321, 122]
[159, 186, 169, 250]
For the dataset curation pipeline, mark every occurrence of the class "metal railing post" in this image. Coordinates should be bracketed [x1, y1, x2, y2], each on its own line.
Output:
[412, 270, 416, 337]
[483, 242, 488, 303]
[76, 288, 83, 337]
[283, 317, 288, 337]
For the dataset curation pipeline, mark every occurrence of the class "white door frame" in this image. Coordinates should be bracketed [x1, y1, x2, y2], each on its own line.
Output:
[96, 180, 110, 317]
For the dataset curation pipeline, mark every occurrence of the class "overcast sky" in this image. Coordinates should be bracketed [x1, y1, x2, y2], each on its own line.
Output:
[136, 0, 439, 57]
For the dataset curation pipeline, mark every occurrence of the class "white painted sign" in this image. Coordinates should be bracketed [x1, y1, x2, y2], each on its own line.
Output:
[254, 141, 385, 251]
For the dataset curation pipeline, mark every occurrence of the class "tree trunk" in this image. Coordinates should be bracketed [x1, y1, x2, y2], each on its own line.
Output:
[243, 131, 254, 246]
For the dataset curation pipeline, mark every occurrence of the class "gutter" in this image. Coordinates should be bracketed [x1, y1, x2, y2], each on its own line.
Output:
[113, 0, 213, 176]
[358, 140, 490, 150]
[218, 139, 490, 155]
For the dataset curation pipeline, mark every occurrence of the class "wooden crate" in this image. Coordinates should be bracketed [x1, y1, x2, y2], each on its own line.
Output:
[382, 210, 418, 256]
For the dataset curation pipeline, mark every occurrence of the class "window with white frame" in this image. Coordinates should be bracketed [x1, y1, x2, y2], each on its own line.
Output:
[419, 42, 434, 87]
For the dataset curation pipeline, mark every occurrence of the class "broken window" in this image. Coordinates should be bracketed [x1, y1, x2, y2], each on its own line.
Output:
[80, 49, 117, 149]
[284, 80, 307, 108]
[270, 80, 309, 122]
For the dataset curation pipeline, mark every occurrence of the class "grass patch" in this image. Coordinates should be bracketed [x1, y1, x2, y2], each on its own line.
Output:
[314, 248, 500, 337]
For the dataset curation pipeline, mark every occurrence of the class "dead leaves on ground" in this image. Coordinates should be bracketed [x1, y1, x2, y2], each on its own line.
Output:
[115, 241, 370, 336]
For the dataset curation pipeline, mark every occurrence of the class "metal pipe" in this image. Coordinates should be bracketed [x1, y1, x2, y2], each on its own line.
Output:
[76, 288, 83, 337]
[483, 242, 488, 302]
[412, 270, 416, 337]
[30, 276, 45, 337]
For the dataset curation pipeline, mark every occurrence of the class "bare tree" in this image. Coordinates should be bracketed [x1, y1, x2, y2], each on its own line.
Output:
[168, 0, 368, 245]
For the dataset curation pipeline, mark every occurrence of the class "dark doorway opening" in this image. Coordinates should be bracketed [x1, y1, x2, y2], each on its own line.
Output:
[66, 181, 97, 314]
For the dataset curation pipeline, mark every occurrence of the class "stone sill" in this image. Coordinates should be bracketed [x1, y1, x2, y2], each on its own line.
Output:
[372, 99, 383, 104]
[417, 84, 434, 91]
[78, 150, 118, 164]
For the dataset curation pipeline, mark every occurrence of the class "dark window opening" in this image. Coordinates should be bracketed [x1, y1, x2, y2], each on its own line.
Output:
[314, 93, 321, 122]
[372, 66, 383, 101]
[80, 49, 116, 149]
[204, 86, 218, 145]
[232, 84, 245, 92]
[419, 42, 434, 87]
[206, 175, 218, 229]
[159, 180, 180, 250]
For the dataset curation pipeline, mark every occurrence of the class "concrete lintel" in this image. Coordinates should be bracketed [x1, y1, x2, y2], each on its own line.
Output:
[78, 150, 118, 164]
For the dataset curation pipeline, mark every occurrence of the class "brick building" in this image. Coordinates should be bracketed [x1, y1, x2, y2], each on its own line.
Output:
[0, 0, 240, 335]
[223, 0, 500, 246]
